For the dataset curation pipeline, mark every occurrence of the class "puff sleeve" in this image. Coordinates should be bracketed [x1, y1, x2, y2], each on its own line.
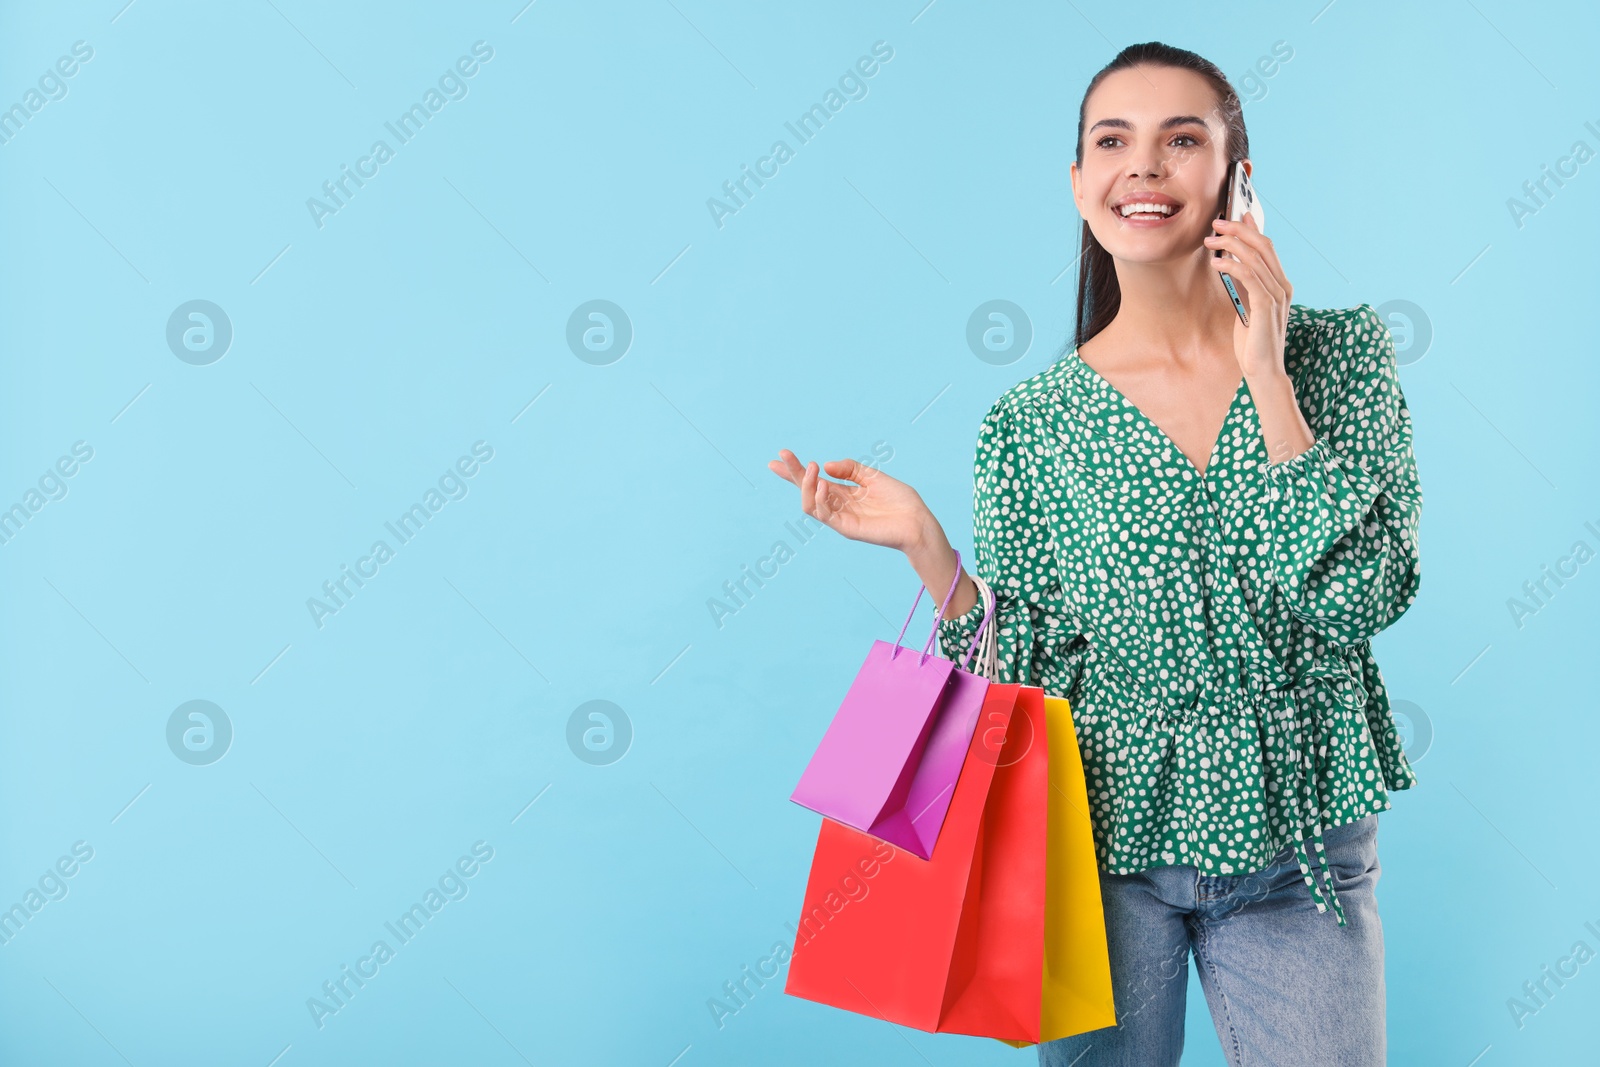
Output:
[1261, 304, 1423, 646]
[937, 398, 1081, 687]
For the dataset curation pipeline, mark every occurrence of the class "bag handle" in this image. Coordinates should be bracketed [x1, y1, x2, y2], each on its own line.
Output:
[891, 549, 963, 665]
[890, 550, 996, 669]
[966, 573, 999, 681]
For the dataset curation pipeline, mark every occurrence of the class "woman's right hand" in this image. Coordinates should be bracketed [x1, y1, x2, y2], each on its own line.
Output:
[767, 449, 938, 553]
[769, 449, 976, 620]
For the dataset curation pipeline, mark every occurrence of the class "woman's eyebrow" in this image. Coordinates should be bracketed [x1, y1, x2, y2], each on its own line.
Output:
[1088, 114, 1211, 134]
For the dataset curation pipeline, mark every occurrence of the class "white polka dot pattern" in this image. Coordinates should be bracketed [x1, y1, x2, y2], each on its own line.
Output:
[938, 303, 1422, 926]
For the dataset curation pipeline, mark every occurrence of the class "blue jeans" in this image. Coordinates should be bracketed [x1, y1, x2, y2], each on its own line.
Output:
[1039, 813, 1384, 1067]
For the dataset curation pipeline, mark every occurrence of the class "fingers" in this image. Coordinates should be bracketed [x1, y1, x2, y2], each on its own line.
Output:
[1208, 218, 1290, 293]
[772, 451, 868, 490]
[1207, 236, 1285, 308]
[1209, 246, 1286, 300]
[807, 461, 834, 522]
[799, 459, 826, 520]
[768, 448, 806, 485]
[1205, 228, 1268, 271]
[824, 457, 874, 486]
[1212, 214, 1270, 248]
[796, 460, 838, 524]
[1209, 252, 1283, 312]
[773, 451, 868, 529]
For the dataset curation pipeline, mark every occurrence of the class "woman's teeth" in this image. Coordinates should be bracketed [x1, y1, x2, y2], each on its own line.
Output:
[1118, 203, 1177, 218]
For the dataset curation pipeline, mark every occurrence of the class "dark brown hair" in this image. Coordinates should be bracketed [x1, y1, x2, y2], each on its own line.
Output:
[1069, 42, 1250, 351]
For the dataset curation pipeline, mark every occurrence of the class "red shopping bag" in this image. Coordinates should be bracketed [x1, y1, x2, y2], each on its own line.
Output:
[784, 684, 1115, 1044]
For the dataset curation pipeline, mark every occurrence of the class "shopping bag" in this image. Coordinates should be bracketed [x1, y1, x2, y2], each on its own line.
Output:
[785, 681, 1031, 1031]
[992, 694, 1118, 1047]
[784, 684, 1117, 1045]
[789, 550, 997, 859]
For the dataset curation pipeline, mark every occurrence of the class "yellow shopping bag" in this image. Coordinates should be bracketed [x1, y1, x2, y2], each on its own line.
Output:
[997, 695, 1117, 1048]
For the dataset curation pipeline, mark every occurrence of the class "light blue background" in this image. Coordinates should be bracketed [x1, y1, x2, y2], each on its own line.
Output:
[2, 1, 1596, 1064]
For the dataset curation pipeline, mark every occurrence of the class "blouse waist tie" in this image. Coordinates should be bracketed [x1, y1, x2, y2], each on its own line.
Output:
[1150, 680, 1348, 926]
[1261, 656, 1370, 928]
[1112, 640, 1367, 928]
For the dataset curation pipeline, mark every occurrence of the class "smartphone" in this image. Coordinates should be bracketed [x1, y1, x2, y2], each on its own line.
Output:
[1215, 161, 1266, 326]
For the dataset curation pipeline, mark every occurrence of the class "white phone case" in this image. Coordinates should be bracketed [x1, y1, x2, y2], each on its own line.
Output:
[1227, 163, 1266, 232]
[1219, 163, 1266, 323]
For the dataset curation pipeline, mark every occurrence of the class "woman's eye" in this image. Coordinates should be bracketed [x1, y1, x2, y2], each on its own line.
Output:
[1096, 133, 1201, 149]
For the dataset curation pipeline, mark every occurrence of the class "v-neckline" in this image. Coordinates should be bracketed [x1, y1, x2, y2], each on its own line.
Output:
[1065, 345, 1250, 480]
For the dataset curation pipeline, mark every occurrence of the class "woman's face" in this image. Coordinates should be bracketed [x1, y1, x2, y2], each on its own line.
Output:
[1070, 64, 1242, 265]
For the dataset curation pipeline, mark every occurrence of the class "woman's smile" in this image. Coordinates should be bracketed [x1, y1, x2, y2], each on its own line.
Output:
[1110, 191, 1185, 227]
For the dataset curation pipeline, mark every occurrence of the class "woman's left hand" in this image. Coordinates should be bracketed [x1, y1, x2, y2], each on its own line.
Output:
[1204, 213, 1292, 381]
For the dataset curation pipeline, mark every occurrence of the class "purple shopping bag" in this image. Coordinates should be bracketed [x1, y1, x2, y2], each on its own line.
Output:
[790, 552, 997, 859]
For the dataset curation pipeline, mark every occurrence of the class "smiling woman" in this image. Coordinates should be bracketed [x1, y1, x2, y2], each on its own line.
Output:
[771, 37, 1421, 1067]
[931, 43, 1419, 1067]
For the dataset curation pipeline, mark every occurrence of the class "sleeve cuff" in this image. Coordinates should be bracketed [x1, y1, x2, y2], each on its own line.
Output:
[936, 584, 990, 667]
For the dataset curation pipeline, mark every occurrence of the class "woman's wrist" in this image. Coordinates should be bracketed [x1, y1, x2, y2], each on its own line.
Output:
[1247, 369, 1315, 465]
[902, 520, 978, 620]
[902, 514, 953, 577]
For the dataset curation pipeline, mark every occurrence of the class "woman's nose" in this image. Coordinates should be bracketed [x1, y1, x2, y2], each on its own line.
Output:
[1127, 155, 1165, 180]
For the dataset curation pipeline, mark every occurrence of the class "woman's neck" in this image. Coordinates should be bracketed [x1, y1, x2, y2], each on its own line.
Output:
[1098, 257, 1241, 364]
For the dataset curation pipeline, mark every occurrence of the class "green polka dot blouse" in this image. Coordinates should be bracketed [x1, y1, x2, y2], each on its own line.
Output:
[937, 303, 1421, 926]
